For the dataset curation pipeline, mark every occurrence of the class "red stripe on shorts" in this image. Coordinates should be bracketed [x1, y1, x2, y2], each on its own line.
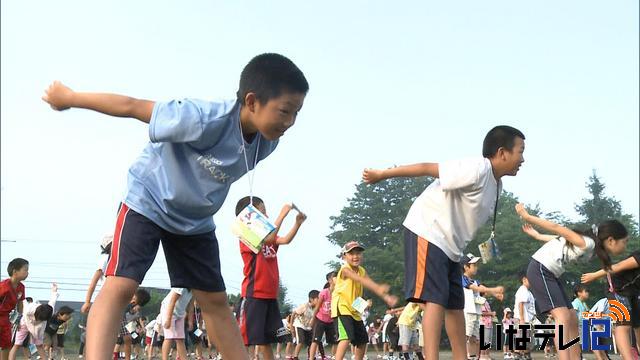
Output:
[106, 203, 130, 276]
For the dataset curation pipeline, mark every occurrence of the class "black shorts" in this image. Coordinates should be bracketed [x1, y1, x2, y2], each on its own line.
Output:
[295, 327, 313, 346]
[237, 297, 282, 346]
[527, 259, 571, 315]
[312, 319, 337, 344]
[334, 315, 368, 346]
[106, 203, 225, 291]
[56, 334, 65, 347]
[403, 227, 464, 309]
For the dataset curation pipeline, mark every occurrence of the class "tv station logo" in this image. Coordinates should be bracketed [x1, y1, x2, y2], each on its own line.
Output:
[479, 300, 630, 351]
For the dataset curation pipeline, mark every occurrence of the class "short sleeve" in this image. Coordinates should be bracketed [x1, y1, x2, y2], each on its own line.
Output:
[515, 288, 526, 303]
[98, 254, 109, 273]
[149, 99, 228, 144]
[18, 284, 25, 301]
[171, 288, 185, 296]
[632, 251, 639, 265]
[438, 158, 488, 191]
[579, 236, 595, 256]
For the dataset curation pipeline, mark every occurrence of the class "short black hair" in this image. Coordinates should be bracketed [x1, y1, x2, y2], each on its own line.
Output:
[57, 306, 74, 316]
[7, 258, 28, 277]
[482, 126, 525, 158]
[308, 290, 320, 300]
[25, 297, 33, 303]
[235, 196, 265, 216]
[34, 304, 54, 321]
[325, 271, 337, 281]
[574, 284, 588, 296]
[518, 271, 528, 282]
[237, 53, 309, 106]
[134, 289, 151, 307]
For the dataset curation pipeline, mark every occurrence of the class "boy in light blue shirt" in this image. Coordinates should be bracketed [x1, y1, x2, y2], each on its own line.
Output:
[42, 53, 308, 360]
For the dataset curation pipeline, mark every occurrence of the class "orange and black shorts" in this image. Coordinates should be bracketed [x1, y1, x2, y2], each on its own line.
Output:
[403, 227, 464, 310]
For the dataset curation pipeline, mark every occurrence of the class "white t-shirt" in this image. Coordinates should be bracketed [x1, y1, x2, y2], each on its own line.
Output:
[513, 285, 536, 322]
[293, 303, 314, 330]
[98, 254, 109, 275]
[403, 157, 501, 262]
[531, 236, 595, 277]
[160, 288, 193, 318]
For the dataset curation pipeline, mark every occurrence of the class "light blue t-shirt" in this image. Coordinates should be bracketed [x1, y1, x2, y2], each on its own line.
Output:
[124, 98, 278, 235]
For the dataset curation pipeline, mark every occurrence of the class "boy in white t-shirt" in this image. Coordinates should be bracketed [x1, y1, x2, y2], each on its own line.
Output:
[461, 253, 504, 360]
[363, 126, 525, 359]
[513, 272, 535, 359]
[159, 288, 194, 360]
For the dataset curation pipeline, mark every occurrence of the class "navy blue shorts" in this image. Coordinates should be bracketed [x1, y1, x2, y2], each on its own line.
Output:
[106, 203, 225, 292]
[237, 297, 282, 346]
[403, 227, 464, 309]
[527, 259, 571, 315]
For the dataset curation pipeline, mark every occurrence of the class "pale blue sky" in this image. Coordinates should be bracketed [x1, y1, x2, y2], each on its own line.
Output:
[1, 0, 638, 306]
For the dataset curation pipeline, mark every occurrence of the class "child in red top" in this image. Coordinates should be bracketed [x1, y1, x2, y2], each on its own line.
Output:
[236, 196, 306, 360]
[0, 258, 29, 359]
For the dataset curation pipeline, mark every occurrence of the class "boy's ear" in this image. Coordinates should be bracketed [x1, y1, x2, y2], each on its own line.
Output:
[244, 92, 257, 112]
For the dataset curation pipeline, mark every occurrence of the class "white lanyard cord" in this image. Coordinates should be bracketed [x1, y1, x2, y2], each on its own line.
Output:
[239, 118, 261, 203]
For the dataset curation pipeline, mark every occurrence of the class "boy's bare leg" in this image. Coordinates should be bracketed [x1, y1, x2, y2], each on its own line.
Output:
[161, 339, 173, 360]
[192, 290, 249, 360]
[422, 303, 445, 359]
[175, 340, 188, 360]
[354, 344, 366, 360]
[86, 276, 138, 360]
[334, 340, 350, 360]
[258, 344, 274, 360]
[444, 309, 467, 360]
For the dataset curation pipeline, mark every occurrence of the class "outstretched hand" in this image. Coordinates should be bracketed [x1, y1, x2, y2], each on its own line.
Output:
[515, 203, 530, 220]
[295, 212, 307, 224]
[42, 81, 74, 111]
[521, 223, 540, 238]
[362, 168, 384, 184]
[581, 272, 600, 284]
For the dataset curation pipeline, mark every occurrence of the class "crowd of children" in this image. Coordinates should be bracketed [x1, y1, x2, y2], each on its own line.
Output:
[0, 53, 638, 360]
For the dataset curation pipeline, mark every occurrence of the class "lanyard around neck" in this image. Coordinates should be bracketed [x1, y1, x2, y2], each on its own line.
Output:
[238, 118, 261, 202]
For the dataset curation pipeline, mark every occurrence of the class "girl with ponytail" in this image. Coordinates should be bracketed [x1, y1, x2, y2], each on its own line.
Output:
[581, 221, 639, 359]
[515, 203, 599, 360]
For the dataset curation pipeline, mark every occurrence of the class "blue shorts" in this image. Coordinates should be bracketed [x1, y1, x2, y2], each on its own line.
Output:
[106, 203, 225, 292]
[403, 227, 464, 309]
[527, 259, 571, 315]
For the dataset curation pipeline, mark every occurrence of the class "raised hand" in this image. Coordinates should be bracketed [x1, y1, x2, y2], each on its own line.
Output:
[362, 168, 384, 184]
[42, 81, 74, 111]
[515, 203, 530, 219]
[521, 223, 540, 238]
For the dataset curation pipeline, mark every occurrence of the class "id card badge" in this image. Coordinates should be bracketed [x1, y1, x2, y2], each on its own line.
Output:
[351, 297, 368, 315]
[231, 204, 276, 254]
[478, 232, 501, 264]
[193, 328, 203, 337]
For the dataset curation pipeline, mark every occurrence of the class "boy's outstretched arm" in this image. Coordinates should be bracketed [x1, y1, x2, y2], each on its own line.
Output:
[362, 163, 439, 184]
[264, 204, 297, 245]
[163, 292, 180, 329]
[276, 211, 307, 245]
[340, 267, 398, 307]
[81, 269, 104, 314]
[42, 81, 155, 123]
